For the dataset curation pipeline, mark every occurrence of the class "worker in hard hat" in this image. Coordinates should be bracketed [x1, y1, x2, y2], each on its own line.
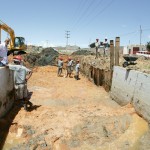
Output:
[57, 56, 63, 77]
[0, 38, 10, 67]
[65, 57, 73, 78]
[7, 55, 32, 111]
[74, 60, 80, 80]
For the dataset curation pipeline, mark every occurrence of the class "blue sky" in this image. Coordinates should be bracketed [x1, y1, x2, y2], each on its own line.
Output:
[1, 0, 150, 47]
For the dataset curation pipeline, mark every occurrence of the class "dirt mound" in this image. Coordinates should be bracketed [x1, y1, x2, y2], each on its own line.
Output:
[24, 48, 59, 67]
[71, 50, 94, 56]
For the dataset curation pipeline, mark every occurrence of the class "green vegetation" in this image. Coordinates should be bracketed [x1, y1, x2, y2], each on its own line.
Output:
[146, 42, 150, 51]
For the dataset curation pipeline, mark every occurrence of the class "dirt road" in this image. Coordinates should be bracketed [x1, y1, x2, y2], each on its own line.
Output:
[2, 66, 148, 150]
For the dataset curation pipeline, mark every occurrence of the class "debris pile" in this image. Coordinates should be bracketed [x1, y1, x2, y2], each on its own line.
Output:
[24, 48, 59, 67]
[71, 50, 94, 56]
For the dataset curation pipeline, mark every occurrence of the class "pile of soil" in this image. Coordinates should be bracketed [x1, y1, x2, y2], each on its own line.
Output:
[24, 48, 59, 67]
[71, 50, 94, 56]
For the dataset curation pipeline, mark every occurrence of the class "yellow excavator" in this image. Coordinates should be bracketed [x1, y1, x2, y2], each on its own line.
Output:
[0, 20, 27, 55]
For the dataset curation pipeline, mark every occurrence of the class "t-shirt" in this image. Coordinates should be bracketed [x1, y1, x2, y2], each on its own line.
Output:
[58, 60, 63, 68]
[0, 43, 8, 65]
[75, 64, 80, 73]
[95, 41, 100, 48]
[9, 64, 31, 84]
[103, 41, 109, 50]
[67, 60, 73, 67]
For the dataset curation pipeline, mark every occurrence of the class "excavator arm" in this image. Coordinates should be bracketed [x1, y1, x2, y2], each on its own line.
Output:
[0, 20, 27, 55]
[0, 23, 15, 49]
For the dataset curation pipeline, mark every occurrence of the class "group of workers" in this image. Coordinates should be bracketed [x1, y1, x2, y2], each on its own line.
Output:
[0, 38, 32, 111]
[95, 37, 109, 58]
[0, 38, 81, 111]
[57, 57, 80, 80]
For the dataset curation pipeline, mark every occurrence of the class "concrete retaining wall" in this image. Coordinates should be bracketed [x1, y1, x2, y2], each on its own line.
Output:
[0, 67, 14, 118]
[111, 66, 150, 122]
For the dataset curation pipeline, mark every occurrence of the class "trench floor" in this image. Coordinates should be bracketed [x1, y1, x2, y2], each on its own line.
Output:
[2, 66, 148, 150]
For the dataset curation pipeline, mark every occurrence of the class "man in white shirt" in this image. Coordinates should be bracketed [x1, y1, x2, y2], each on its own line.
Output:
[8, 55, 32, 110]
[74, 60, 80, 80]
[57, 57, 63, 77]
[95, 39, 100, 58]
[66, 57, 73, 78]
[0, 38, 10, 66]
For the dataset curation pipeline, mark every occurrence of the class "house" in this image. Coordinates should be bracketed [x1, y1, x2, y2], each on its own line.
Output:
[123, 45, 146, 54]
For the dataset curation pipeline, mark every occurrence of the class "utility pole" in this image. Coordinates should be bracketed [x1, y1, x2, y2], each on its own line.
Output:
[140, 25, 142, 47]
[46, 40, 48, 47]
[65, 31, 70, 46]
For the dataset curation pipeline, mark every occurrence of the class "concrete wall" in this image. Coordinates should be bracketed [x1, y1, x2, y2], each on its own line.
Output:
[111, 66, 150, 122]
[0, 67, 14, 118]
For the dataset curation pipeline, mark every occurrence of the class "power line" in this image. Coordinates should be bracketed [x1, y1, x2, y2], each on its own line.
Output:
[74, 0, 115, 32]
[70, 0, 91, 31]
[69, 0, 87, 27]
[72, 0, 104, 31]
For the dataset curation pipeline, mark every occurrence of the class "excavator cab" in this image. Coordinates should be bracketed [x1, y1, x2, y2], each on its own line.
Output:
[14, 37, 27, 51]
[7, 37, 27, 55]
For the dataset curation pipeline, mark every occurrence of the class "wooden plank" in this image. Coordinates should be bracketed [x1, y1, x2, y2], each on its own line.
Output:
[110, 40, 114, 70]
[115, 37, 120, 66]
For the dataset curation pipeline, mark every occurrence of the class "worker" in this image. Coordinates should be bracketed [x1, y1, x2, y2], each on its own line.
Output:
[65, 57, 73, 78]
[57, 57, 63, 77]
[74, 60, 80, 80]
[0, 38, 10, 67]
[103, 37, 109, 57]
[95, 38, 100, 59]
[7, 55, 32, 111]
[70, 58, 74, 75]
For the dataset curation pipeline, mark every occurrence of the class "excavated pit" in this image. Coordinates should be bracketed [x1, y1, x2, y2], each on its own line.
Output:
[1, 50, 150, 149]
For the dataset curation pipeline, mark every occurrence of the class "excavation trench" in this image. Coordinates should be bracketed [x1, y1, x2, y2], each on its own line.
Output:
[1, 65, 149, 150]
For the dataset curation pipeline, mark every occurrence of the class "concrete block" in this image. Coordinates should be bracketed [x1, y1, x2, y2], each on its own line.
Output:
[0, 68, 14, 118]
[111, 66, 150, 123]
[110, 67, 138, 105]
[133, 73, 150, 122]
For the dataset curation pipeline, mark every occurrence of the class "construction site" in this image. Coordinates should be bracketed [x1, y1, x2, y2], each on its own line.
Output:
[0, 0, 150, 148]
[0, 42, 150, 150]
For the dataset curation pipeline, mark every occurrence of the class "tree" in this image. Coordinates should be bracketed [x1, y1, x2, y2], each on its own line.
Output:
[146, 42, 150, 51]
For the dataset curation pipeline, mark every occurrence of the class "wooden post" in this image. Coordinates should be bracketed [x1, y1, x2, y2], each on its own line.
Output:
[97, 68, 100, 86]
[94, 68, 97, 85]
[110, 40, 114, 71]
[95, 47, 98, 58]
[115, 37, 120, 66]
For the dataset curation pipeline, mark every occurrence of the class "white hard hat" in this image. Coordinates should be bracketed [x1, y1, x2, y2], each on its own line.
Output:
[105, 37, 107, 39]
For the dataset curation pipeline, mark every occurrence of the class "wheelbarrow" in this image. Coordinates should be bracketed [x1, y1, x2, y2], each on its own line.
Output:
[122, 54, 139, 67]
